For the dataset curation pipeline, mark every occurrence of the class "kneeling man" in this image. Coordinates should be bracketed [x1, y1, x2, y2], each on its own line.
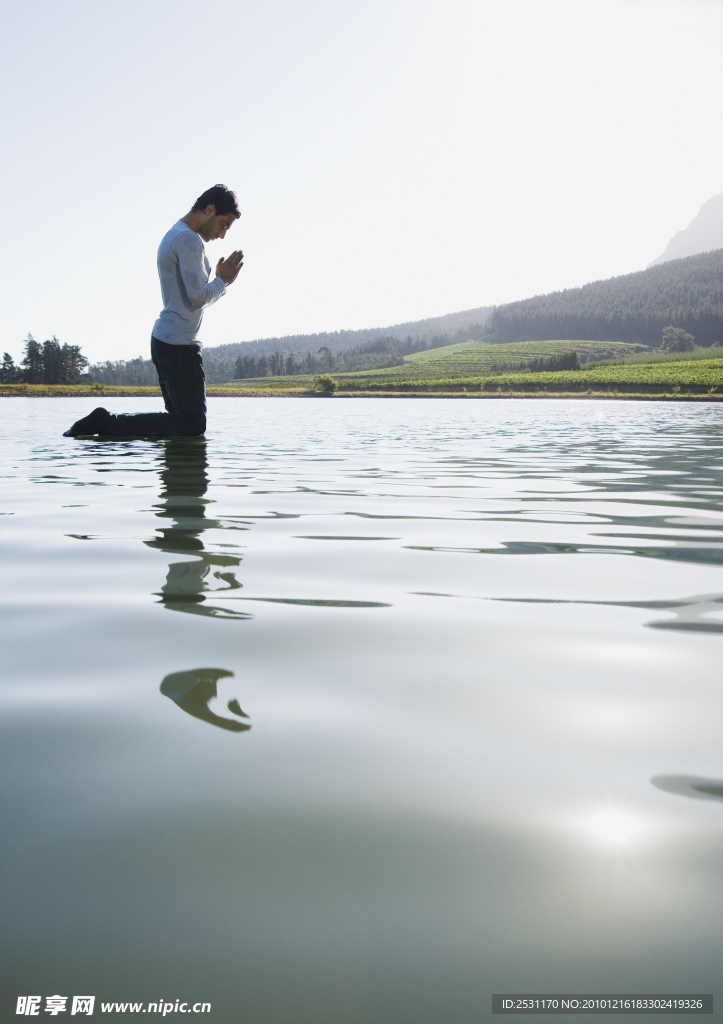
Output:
[64, 184, 243, 437]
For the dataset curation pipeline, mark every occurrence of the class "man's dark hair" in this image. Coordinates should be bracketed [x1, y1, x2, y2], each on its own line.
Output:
[191, 184, 240, 218]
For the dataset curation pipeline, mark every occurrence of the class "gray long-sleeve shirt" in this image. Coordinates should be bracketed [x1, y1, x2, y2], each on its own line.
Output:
[152, 221, 226, 346]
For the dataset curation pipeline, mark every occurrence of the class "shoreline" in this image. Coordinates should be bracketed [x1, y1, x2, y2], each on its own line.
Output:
[1, 384, 723, 402]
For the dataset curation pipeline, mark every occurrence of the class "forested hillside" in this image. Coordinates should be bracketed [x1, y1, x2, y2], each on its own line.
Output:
[485, 250, 723, 345]
[207, 305, 493, 361]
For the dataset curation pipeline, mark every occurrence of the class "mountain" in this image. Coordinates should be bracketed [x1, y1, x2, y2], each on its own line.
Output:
[484, 249, 723, 347]
[649, 194, 723, 267]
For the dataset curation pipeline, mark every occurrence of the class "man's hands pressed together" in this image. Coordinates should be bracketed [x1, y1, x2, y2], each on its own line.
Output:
[216, 249, 244, 285]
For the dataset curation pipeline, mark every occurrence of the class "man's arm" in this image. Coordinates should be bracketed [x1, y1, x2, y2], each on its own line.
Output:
[176, 237, 241, 310]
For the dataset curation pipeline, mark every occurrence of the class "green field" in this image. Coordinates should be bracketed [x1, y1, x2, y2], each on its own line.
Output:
[342, 339, 647, 381]
[478, 357, 723, 392]
[225, 340, 650, 389]
[339, 356, 723, 393]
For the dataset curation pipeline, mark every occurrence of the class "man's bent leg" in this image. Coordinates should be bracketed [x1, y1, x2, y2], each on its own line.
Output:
[63, 339, 206, 437]
[101, 340, 204, 435]
[152, 338, 206, 436]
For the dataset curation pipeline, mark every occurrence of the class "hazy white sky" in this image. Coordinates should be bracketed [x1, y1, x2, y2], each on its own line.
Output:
[3, 0, 723, 363]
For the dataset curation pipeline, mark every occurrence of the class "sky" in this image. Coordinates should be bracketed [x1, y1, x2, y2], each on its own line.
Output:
[3, 0, 723, 364]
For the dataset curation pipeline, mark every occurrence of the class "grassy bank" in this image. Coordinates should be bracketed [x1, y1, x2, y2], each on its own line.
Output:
[0, 384, 164, 397]
[0, 384, 310, 398]
[2, 384, 723, 401]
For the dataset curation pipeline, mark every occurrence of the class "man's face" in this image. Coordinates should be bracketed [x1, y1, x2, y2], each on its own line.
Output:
[198, 206, 238, 242]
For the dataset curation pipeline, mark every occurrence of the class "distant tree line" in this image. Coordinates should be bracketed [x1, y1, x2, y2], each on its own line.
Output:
[231, 330, 490, 380]
[233, 339, 392, 379]
[234, 347, 332, 379]
[88, 357, 160, 386]
[487, 350, 582, 374]
[83, 324, 490, 385]
[483, 250, 723, 346]
[1, 336, 88, 384]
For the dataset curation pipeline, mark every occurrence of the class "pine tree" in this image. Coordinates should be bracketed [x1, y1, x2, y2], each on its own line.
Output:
[20, 336, 43, 383]
[0, 353, 19, 383]
[42, 338, 65, 383]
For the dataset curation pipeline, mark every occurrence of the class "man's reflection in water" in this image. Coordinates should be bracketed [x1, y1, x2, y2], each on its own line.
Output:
[148, 440, 252, 731]
[144, 438, 250, 619]
[161, 668, 251, 732]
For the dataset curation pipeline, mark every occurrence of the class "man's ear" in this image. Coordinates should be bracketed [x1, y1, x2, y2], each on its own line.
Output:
[203, 204, 217, 218]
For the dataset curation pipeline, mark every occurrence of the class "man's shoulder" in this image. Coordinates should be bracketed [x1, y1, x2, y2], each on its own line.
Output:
[159, 220, 202, 254]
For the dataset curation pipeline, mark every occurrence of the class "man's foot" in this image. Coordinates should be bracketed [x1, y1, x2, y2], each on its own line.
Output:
[62, 407, 111, 437]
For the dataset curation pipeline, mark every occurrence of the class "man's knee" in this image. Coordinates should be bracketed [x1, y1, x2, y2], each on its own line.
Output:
[177, 412, 206, 436]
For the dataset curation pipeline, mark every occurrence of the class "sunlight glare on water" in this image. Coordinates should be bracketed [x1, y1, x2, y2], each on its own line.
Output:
[1, 397, 723, 1022]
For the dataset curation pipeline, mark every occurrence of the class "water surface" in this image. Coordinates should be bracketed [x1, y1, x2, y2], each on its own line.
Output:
[2, 397, 723, 1021]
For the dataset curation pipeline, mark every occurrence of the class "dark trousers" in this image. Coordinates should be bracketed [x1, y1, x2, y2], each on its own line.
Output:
[101, 338, 206, 437]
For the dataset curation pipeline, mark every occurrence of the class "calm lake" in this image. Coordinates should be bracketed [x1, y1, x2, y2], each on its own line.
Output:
[2, 397, 722, 1022]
